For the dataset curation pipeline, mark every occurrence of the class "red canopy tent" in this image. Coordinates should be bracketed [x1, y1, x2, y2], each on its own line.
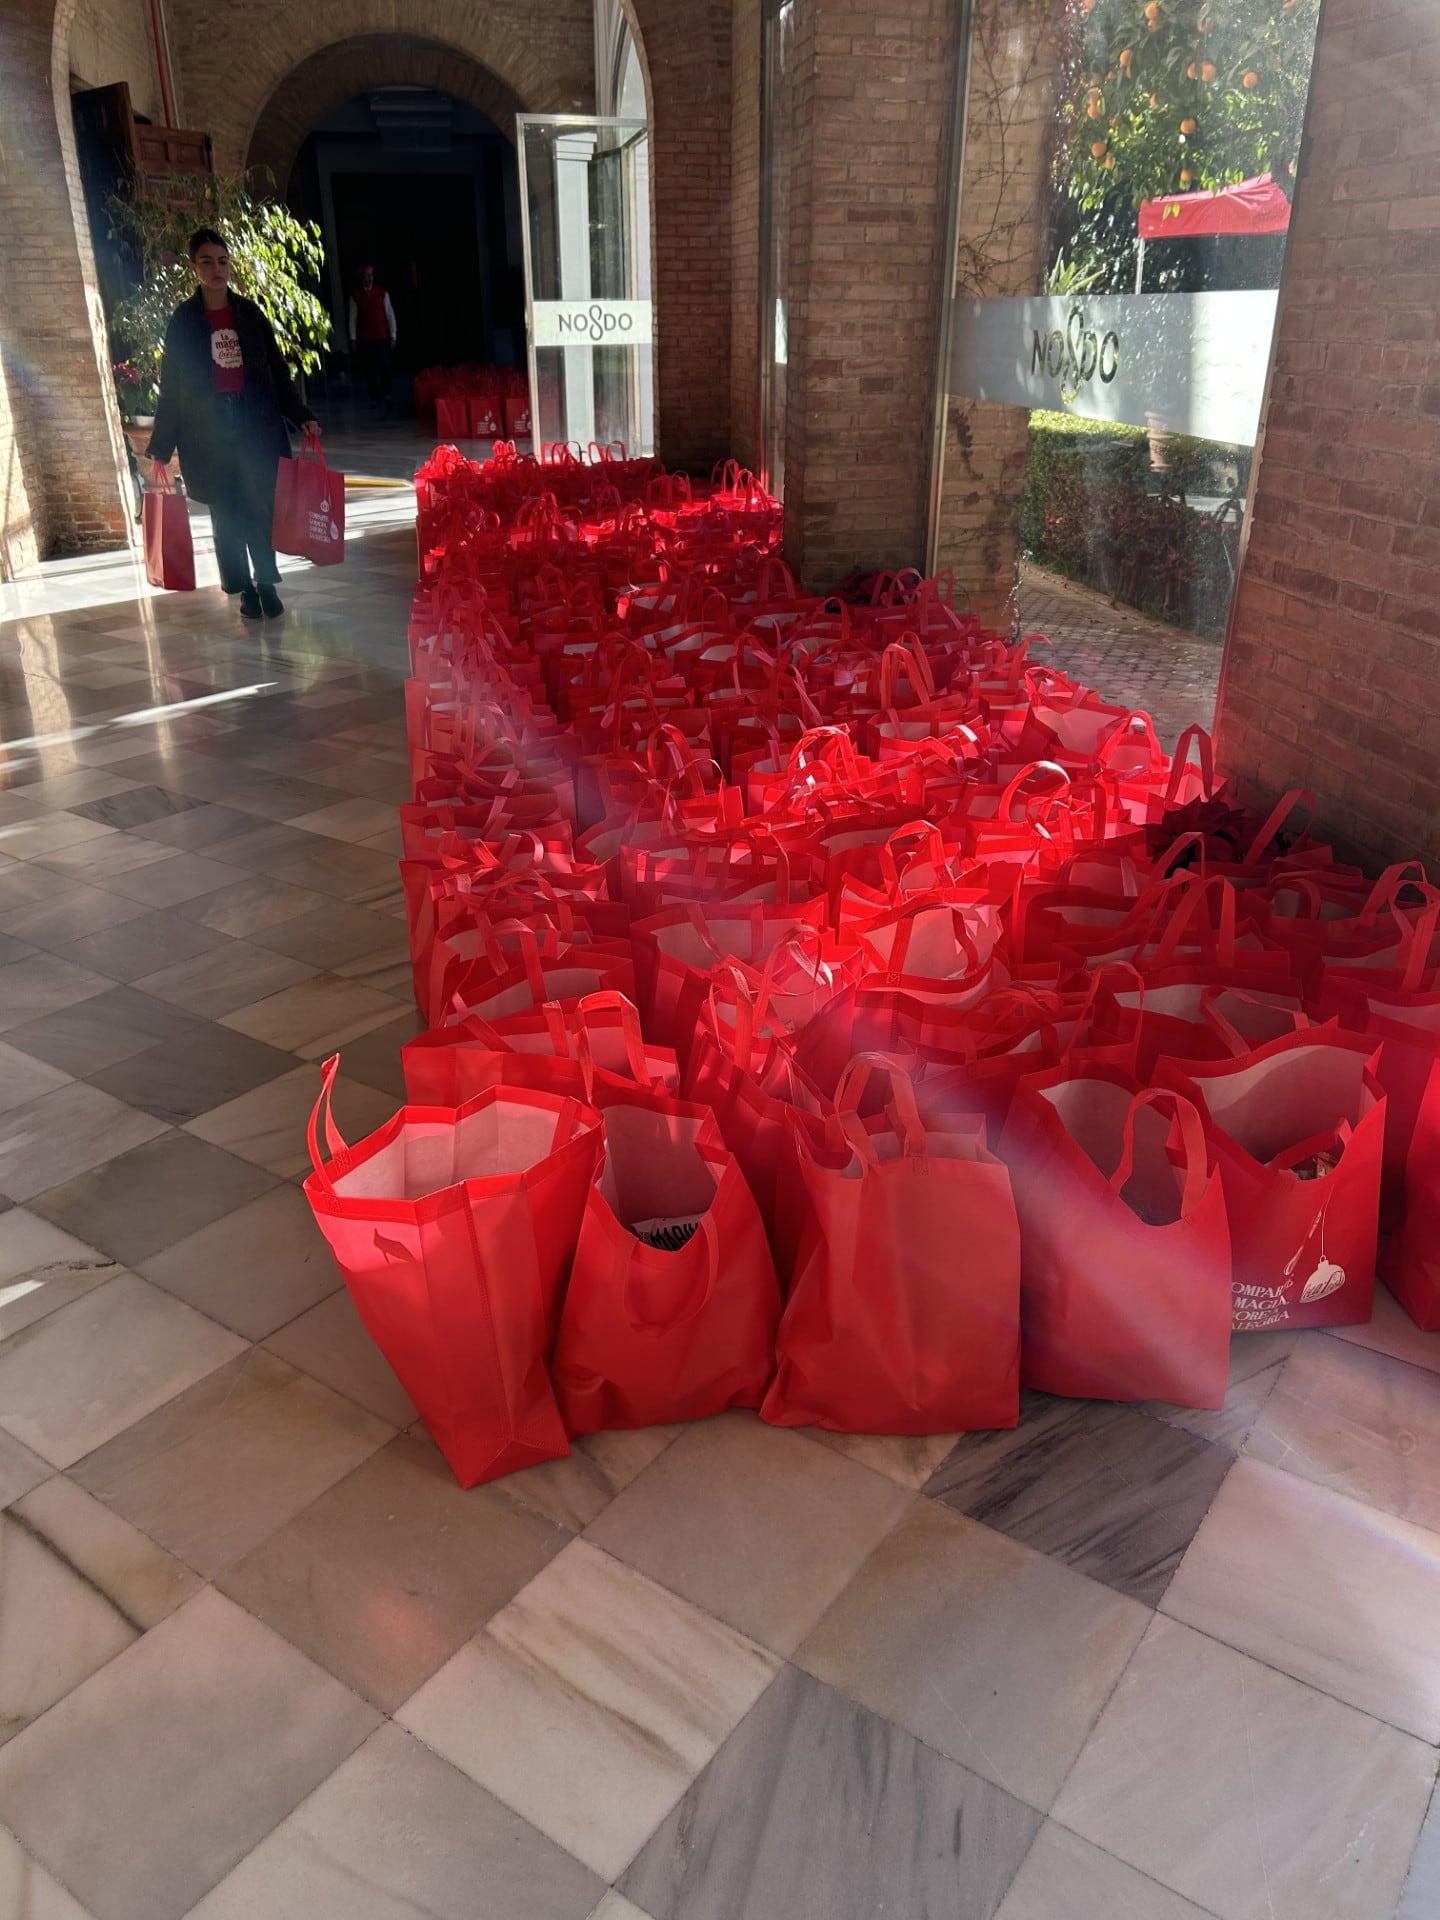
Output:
[1134, 173, 1291, 290]
[1138, 172, 1292, 240]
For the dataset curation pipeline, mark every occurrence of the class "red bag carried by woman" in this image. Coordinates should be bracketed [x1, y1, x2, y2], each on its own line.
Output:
[303, 1056, 602, 1487]
[552, 1091, 780, 1433]
[1000, 1076, 1231, 1408]
[762, 1057, 1021, 1435]
[273, 438, 345, 566]
[143, 465, 196, 591]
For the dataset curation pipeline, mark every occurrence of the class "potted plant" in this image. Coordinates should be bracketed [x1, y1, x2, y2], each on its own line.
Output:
[106, 168, 331, 438]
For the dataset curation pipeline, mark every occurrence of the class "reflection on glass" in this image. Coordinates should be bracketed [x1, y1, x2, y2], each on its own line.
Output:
[936, 0, 1321, 685]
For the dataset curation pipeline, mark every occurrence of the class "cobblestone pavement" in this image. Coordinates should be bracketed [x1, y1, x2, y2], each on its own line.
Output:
[1016, 561, 1223, 750]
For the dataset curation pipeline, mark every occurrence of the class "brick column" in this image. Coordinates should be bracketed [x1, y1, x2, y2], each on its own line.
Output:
[779, 0, 955, 589]
[1214, 0, 1440, 866]
[0, 0, 132, 562]
[932, 3, 1057, 625]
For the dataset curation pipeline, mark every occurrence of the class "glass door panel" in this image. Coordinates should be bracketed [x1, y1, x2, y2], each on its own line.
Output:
[516, 114, 653, 456]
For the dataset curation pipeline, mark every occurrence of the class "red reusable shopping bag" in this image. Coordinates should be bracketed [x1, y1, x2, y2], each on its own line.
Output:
[1000, 1076, 1231, 1408]
[303, 1056, 602, 1487]
[1157, 1031, 1386, 1332]
[1380, 1058, 1440, 1330]
[762, 1057, 1021, 1435]
[503, 396, 532, 440]
[273, 440, 345, 567]
[435, 396, 470, 440]
[552, 1093, 781, 1433]
[143, 467, 195, 591]
[468, 397, 501, 438]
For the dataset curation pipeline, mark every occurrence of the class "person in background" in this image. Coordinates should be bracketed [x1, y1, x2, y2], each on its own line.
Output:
[146, 226, 319, 620]
[349, 264, 397, 409]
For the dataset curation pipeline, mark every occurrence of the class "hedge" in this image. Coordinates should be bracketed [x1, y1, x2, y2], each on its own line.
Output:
[1021, 410, 1251, 643]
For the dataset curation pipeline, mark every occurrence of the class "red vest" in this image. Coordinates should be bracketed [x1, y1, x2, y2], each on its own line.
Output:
[353, 286, 390, 341]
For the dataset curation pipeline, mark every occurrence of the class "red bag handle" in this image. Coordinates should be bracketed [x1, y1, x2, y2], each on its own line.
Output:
[1148, 873, 1239, 971]
[1095, 711, 1164, 774]
[621, 1208, 721, 1331]
[875, 896, 981, 985]
[306, 1055, 350, 1194]
[149, 459, 174, 492]
[999, 760, 1070, 822]
[1199, 985, 1312, 1056]
[878, 820, 949, 893]
[1164, 725, 1217, 804]
[1242, 788, 1315, 867]
[1109, 1088, 1210, 1219]
[878, 635, 937, 710]
[569, 993, 657, 1100]
[1359, 860, 1429, 926]
[833, 1052, 928, 1167]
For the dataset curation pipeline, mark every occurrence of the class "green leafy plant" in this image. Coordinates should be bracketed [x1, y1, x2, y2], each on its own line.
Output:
[1058, 0, 1318, 213]
[108, 169, 331, 394]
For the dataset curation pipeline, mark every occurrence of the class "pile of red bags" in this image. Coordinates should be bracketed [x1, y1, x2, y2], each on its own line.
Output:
[413, 365, 531, 441]
[304, 444, 1440, 1489]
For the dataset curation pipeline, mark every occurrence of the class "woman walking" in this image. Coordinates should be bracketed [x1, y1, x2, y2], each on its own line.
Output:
[147, 227, 319, 619]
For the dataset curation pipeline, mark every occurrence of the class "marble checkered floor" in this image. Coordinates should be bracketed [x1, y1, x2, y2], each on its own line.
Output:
[0, 443, 1437, 1920]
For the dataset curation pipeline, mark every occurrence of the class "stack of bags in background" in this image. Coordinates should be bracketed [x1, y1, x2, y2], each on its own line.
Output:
[304, 440, 1440, 1488]
[412, 365, 531, 441]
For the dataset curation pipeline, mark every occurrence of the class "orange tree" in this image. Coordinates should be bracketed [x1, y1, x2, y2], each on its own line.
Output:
[1059, 0, 1320, 213]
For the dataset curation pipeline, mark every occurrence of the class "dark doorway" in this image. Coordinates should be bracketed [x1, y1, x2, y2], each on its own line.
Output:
[331, 172, 484, 370]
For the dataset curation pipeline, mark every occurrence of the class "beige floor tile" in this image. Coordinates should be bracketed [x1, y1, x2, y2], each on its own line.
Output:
[584, 1412, 913, 1653]
[501, 1427, 684, 1533]
[0, 1040, 71, 1117]
[994, 1823, 1233, 1920]
[0, 1587, 378, 1920]
[797, 1499, 1150, 1812]
[184, 1063, 395, 1179]
[219, 974, 401, 1058]
[0, 1209, 118, 1340]
[0, 1824, 93, 1920]
[1053, 1616, 1435, 1920]
[1330, 1283, 1440, 1376]
[1245, 1336, 1440, 1531]
[132, 942, 318, 1019]
[0, 956, 112, 1035]
[140, 1184, 341, 1340]
[1161, 1457, 1440, 1741]
[0, 1082, 168, 1202]
[0, 1274, 244, 1469]
[397, 1538, 781, 1880]
[801, 1427, 961, 1487]
[73, 1349, 392, 1578]
[262, 1286, 418, 1428]
[185, 1722, 603, 1920]
[218, 1433, 569, 1710]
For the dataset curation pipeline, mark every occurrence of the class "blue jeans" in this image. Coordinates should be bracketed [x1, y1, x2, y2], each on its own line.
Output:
[210, 392, 280, 594]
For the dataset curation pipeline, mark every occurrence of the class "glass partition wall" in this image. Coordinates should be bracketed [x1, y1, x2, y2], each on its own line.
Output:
[758, 0, 796, 497]
[516, 114, 654, 456]
[928, 0, 1322, 722]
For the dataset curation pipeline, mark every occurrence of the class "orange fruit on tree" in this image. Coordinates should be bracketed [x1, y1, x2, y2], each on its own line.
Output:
[1120, 46, 1133, 71]
[1150, 92, 1161, 106]
[1180, 166, 1193, 183]
[1242, 68, 1259, 86]
[1092, 139, 1108, 157]
[1201, 60, 1216, 79]
[1087, 92, 1103, 116]
[1104, 155, 1115, 169]
[1180, 116, 1197, 132]
[1144, 1, 1158, 17]
[1187, 61, 1197, 77]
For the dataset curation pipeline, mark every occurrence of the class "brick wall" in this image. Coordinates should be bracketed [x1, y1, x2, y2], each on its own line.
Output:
[1215, 0, 1440, 866]
[68, 0, 161, 121]
[248, 37, 527, 184]
[631, 0, 733, 472]
[0, 0, 133, 563]
[779, 0, 955, 589]
[165, 0, 595, 172]
[728, 0, 761, 474]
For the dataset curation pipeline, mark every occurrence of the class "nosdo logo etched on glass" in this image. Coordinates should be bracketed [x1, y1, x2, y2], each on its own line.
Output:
[1031, 307, 1120, 403]
[556, 303, 636, 342]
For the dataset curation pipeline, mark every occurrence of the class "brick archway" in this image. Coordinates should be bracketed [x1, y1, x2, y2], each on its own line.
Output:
[245, 35, 530, 189]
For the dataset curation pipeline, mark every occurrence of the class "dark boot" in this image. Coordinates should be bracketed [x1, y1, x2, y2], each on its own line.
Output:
[238, 586, 262, 619]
